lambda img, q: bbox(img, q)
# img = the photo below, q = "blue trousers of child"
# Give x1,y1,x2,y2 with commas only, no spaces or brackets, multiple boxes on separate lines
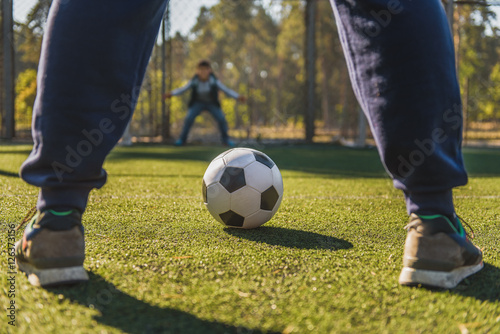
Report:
20,0,467,216
178,102,230,144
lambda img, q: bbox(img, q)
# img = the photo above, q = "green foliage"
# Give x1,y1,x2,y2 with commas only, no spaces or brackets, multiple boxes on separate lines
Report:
479,63,500,120
15,0,52,71
456,5,500,122
11,1,500,134
12,0,51,131
15,69,37,128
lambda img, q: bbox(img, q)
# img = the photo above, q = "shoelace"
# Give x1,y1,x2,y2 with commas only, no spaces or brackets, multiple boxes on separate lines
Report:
15,206,37,231
456,214,475,240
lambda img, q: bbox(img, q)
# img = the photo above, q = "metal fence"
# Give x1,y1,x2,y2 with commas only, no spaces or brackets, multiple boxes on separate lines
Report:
134,0,363,144
1,0,500,145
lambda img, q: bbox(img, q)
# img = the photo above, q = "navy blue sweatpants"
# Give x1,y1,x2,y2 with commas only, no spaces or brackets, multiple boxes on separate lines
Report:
21,0,467,216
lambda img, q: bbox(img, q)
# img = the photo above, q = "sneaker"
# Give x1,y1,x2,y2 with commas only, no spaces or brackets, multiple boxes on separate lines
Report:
174,139,184,146
15,209,88,287
224,139,235,148
399,213,483,289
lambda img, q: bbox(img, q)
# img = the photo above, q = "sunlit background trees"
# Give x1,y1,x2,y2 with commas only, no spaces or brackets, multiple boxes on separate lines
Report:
2,0,500,144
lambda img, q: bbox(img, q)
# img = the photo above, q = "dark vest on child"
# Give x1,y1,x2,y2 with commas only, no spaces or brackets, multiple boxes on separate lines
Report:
188,74,221,107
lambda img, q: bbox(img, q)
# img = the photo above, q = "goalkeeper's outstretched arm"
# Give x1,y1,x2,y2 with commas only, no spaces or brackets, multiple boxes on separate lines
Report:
163,80,192,99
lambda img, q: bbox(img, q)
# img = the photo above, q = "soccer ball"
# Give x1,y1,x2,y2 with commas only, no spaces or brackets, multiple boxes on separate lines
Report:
202,148,283,229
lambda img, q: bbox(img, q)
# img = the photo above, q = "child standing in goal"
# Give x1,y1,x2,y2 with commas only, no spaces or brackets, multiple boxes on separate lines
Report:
164,60,246,146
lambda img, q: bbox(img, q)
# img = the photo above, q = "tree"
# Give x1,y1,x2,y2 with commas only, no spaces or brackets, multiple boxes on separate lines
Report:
13,0,52,131
455,5,500,122
15,68,37,128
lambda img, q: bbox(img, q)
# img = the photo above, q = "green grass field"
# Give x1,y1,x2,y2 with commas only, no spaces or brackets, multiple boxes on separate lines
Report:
1,144,499,334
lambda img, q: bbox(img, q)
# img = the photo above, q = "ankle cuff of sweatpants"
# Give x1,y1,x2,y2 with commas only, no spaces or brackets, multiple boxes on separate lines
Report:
38,187,92,214
404,189,455,216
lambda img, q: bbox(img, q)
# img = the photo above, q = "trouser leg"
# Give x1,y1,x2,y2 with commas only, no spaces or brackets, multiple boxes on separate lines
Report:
329,0,467,215
207,104,230,143
178,103,204,143
20,0,169,213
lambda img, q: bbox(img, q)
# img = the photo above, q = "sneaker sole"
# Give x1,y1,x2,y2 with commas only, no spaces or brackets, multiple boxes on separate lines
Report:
399,261,484,289
16,259,89,287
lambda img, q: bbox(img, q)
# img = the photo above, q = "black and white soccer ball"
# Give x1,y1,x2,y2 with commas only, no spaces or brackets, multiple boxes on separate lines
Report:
202,148,283,229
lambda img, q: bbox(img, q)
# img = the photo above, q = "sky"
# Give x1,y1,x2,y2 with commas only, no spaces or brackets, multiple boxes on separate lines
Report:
12,0,500,36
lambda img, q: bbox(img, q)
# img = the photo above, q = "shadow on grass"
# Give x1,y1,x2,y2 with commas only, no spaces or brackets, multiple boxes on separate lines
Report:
0,169,19,178
109,173,201,178
406,263,500,303
48,272,276,334
463,148,500,177
107,145,220,163
451,263,500,302
4,144,500,180
225,226,353,250
106,145,388,179
0,143,488,180
107,145,500,178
